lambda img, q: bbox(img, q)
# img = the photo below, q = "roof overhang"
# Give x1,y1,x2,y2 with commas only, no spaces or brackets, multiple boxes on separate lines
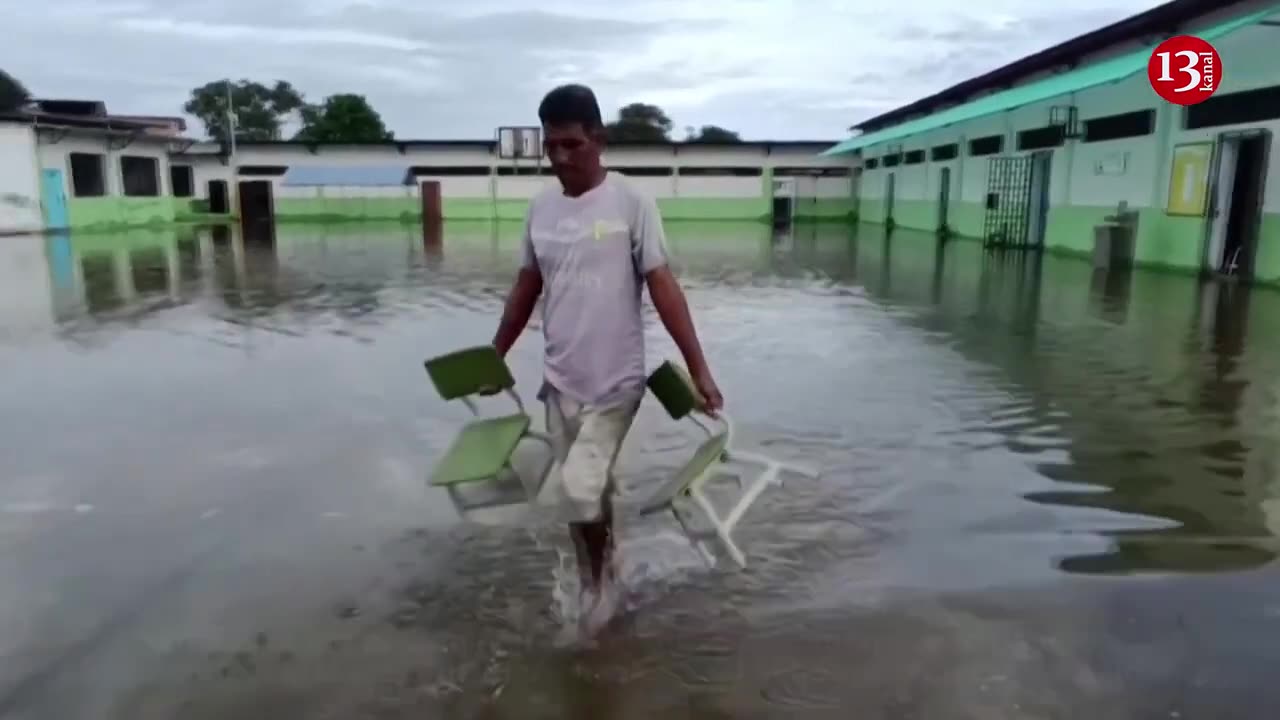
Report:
824,4,1278,157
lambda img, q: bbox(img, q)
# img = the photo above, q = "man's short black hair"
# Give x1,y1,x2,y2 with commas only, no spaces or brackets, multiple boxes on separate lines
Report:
537,84,604,131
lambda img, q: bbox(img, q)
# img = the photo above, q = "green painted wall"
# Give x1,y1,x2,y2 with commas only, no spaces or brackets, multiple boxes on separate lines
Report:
791,197,858,221
860,191,1280,285
274,197,419,223
68,197,175,230
270,195,852,223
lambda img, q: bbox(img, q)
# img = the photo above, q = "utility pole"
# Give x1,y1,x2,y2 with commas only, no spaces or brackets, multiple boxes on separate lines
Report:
224,79,237,156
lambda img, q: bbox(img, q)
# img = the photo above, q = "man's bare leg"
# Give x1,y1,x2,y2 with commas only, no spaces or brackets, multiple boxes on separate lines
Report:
570,493,615,591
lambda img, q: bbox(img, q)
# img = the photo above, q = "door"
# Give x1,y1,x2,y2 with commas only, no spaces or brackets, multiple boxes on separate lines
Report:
983,156,1034,247
208,180,229,214
772,177,794,228
1025,151,1053,247
1205,138,1238,273
937,167,952,234
237,180,275,229
41,169,69,230
1205,132,1269,278
884,173,896,225
420,180,443,223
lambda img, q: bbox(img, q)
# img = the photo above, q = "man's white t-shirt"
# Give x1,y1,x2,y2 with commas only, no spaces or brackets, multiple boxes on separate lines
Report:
520,171,670,407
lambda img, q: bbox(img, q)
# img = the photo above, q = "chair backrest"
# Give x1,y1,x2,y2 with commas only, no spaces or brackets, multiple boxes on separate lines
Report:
423,345,515,400
646,360,702,420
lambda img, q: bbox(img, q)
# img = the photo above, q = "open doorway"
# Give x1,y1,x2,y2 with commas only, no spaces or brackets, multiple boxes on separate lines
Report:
771,178,794,229
884,172,896,227
937,167,952,236
238,180,275,227
1205,131,1270,279
208,180,229,214
1025,151,1052,247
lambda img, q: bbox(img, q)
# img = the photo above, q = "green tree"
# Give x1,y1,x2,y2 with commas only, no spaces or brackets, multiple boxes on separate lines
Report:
686,124,742,143
605,103,672,143
183,79,305,142
294,93,393,143
0,69,30,113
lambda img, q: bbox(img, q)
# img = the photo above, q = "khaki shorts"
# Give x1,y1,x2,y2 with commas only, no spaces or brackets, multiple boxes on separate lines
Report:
545,389,642,524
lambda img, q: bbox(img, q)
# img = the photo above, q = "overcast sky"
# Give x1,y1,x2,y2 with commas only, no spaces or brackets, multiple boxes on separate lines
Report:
4,0,1166,141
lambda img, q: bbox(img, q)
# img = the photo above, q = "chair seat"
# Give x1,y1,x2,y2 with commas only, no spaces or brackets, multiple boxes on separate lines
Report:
639,431,729,516
430,413,531,487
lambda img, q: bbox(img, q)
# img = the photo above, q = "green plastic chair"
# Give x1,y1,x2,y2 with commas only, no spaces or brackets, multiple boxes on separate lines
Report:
423,346,554,517
638,361,819,568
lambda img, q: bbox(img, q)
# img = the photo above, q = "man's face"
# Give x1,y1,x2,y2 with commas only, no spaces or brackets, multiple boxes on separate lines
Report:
543,123,602,189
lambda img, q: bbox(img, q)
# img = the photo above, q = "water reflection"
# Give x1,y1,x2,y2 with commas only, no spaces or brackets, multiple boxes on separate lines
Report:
4,221,1280,718
11,222,1280,577
827,229,1280,575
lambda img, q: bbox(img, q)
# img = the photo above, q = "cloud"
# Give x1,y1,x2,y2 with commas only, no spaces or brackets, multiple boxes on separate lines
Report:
1,0,1168,140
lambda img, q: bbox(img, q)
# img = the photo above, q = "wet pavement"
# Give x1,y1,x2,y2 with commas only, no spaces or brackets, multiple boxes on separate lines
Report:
2,221,1279,719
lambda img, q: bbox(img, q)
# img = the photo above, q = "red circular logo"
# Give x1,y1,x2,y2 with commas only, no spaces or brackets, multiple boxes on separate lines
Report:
1148,35,1222,106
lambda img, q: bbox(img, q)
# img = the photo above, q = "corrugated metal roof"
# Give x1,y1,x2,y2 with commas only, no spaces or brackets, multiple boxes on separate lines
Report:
824,4,1278,156
281,165,411,186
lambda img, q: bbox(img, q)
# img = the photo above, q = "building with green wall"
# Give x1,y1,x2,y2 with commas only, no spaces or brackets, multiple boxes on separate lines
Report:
174,139,859,225
0,103,192,235
825,0,1280,285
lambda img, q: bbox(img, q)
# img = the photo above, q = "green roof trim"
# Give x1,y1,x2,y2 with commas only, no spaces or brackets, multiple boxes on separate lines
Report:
823,4,1280,156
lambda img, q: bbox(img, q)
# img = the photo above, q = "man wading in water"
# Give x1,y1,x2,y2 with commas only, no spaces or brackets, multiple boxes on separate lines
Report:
490,83,723,633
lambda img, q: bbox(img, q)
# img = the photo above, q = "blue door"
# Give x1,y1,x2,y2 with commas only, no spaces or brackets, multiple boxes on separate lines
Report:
41,168,69,230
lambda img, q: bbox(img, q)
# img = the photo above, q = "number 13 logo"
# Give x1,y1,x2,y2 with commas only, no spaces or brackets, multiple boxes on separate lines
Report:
1148,36,1222,106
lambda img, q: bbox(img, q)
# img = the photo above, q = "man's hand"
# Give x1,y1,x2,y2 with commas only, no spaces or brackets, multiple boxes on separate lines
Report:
476,384,502,397
692,367,723,416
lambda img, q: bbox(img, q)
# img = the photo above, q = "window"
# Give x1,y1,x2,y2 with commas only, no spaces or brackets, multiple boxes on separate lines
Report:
120,156,159,197
903,150,926,165
1186,85,1280,129
237,165,289,176
773,167,852,177
1016,126,1065,151
612,167,674,176
496,166,552,176
169,165,194,198
968,135,1004,156
864,158,880,169
931,143,959,161
409,166,492,176
882,153,902,167
677,167,763,176
69,153,106,197
1083,110,1156,143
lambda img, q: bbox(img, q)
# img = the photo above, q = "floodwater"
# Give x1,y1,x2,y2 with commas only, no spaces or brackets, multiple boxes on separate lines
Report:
2,220,1280,719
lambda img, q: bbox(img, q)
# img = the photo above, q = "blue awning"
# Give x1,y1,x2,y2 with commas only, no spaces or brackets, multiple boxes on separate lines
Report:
281,165,412,186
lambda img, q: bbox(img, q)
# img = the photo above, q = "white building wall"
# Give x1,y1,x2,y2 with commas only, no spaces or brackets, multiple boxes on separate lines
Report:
0,234,54,329
36,134,120,197
176,142,853,208
1165,19,1280,214
619,175,676,198
1064,73,1164,209
414,176,492,198
676,176,762,197
673,146,767,168
815,177,852,198
184,154,233,201
116,141,173,197
497,176,556,199
0,124,42,234
35,132,174,199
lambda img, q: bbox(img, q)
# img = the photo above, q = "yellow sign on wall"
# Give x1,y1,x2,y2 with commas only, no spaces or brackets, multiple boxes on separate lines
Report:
1166,142,1213,217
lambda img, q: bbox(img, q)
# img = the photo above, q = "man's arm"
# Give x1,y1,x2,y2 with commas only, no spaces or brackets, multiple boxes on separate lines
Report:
647,267,713,376
492,267,542,357
633,194,722,412
492,207,543,357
